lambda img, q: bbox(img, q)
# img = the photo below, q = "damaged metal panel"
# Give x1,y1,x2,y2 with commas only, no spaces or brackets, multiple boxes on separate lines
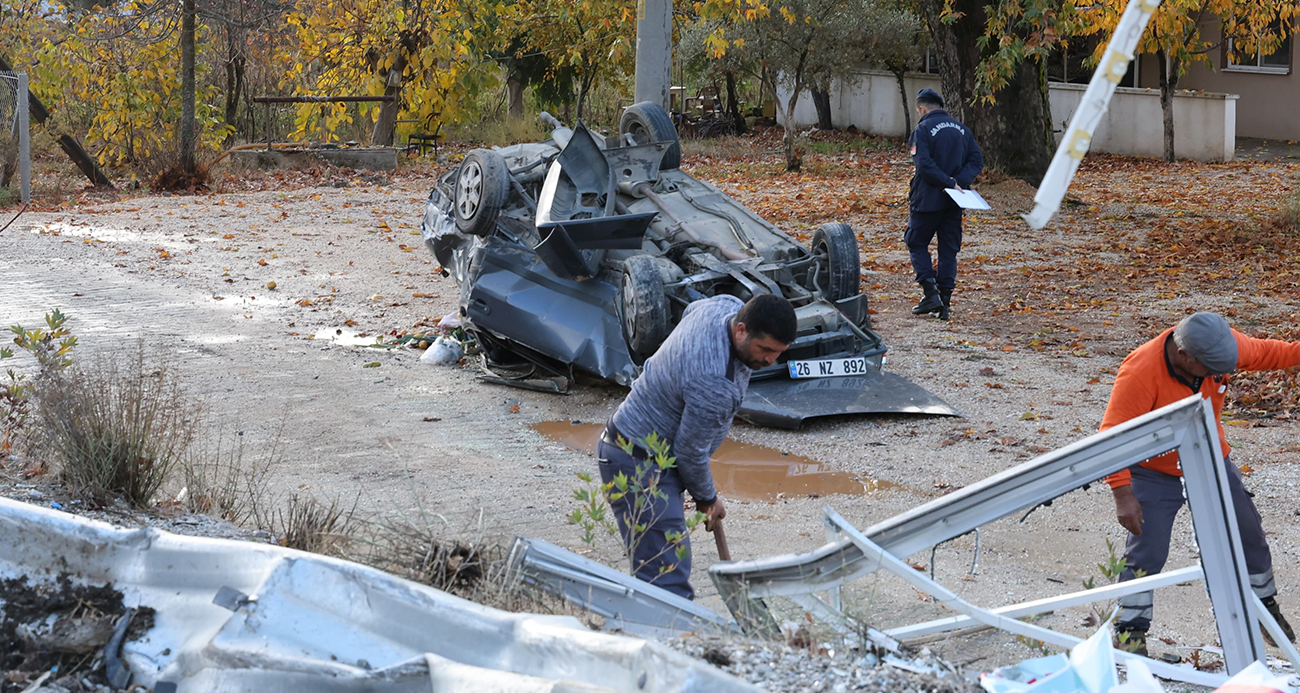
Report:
820,508,1230,689
711,395,1204,601
709,395,1274,680
507,538,740,637
739,371,959,429
0,499,757,692
468,241,640,385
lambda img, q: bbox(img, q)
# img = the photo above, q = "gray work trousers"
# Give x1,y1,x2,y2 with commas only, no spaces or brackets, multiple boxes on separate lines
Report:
596,436,694,600
1116,460,1275,632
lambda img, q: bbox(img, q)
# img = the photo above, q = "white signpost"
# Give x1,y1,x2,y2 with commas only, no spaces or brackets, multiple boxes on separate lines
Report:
1024,0,1163,229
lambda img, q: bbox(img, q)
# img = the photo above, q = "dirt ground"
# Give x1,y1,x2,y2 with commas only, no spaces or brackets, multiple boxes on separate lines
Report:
1,136,1298,682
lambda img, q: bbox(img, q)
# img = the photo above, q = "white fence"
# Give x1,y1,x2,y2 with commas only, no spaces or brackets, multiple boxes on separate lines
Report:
778,69,1238,162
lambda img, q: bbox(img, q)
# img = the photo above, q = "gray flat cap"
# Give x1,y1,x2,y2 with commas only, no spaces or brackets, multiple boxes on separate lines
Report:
1174,312,1238,374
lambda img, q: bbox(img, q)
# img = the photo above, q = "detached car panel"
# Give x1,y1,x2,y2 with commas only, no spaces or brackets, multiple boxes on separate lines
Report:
419,104,957,425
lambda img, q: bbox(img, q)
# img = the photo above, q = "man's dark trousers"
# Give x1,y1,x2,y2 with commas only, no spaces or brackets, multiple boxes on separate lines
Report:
906,207,963,291
1115,460,1275,633
596,437,694,600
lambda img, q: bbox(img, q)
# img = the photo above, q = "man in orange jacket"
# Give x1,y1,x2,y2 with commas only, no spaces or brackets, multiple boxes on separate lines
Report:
1101,312,1300,655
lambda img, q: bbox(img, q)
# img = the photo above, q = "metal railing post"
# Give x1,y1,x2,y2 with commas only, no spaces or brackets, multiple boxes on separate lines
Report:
17,72,29,204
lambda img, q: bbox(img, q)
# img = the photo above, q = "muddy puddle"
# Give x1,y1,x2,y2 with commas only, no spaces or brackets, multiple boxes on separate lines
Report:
532,421,901,500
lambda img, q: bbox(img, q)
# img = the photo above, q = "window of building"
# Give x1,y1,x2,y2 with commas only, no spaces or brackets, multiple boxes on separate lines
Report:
921,46,940,75
1225,22,1292,74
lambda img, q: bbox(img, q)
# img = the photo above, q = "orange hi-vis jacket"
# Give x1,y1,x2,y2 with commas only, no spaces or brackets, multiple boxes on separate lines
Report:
1102,327,1300,489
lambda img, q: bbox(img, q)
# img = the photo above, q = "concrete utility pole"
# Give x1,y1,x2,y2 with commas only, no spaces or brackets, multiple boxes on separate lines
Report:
634,0,672,110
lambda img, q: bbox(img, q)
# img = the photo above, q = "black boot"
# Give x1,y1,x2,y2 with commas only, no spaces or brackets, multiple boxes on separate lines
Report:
1114,628,1148,657
1262,596,1296,645
938,288,952,321
912,278,943,315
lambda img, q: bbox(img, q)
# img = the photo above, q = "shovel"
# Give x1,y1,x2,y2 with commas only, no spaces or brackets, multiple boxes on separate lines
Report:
707,517,731,561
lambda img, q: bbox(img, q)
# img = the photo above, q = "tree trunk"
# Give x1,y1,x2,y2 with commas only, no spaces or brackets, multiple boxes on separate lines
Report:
811,88,833,130
1157,49,1179,162
371,54,407,146
780,86,802,171
761,63,776,117
724,70,747,134
576,73,590,121
180,0,197,174
507,74,525,120
891,67,911,135
224,52,245,144
915,0,1053,182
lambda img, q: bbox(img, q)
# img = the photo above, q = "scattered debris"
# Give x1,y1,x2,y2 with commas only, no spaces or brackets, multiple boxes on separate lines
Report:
419,336,463,366
0,573,153,692
667,635,974,693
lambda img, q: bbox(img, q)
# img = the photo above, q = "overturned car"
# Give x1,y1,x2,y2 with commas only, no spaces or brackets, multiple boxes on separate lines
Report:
420,103,955,427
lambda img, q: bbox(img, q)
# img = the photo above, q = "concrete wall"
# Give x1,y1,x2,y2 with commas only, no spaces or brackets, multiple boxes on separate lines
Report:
1050,83,1236,161
1137,20,1299,141
778,69,1238,161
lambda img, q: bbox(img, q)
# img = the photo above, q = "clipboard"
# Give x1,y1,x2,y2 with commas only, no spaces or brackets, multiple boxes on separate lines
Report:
945,188,991,210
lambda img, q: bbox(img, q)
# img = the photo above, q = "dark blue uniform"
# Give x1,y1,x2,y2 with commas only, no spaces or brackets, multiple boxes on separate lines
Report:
906,109,983,292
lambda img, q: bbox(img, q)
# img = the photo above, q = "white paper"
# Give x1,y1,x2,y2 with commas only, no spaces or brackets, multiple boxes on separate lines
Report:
945,188,991,210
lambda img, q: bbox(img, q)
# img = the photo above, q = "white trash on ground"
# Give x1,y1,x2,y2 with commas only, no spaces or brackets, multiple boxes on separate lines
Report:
1212,661,1291,693
0,497,757,692
420,335,463,365
980,625,1118,693
980,623,1297,693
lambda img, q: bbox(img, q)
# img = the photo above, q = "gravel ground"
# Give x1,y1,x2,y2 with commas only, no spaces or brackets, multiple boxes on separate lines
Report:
1,145,1297,687
665,635,978,692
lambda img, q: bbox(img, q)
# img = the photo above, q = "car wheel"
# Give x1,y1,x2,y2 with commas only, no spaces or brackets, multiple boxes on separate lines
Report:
810,222,861,301
622,255,671,357
619,102,681,170
454,149,510,237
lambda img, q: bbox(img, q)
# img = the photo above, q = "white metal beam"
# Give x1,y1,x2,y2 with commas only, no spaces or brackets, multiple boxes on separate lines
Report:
824,508,1228,689
712,396,1205,598
1177,397,1265,673
884,565,1204,640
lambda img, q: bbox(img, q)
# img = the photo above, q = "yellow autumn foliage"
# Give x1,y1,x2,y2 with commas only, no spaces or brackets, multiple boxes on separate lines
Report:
9,2,232,169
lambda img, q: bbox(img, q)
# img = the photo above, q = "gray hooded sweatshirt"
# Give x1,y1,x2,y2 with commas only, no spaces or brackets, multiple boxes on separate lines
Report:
609,295,751,503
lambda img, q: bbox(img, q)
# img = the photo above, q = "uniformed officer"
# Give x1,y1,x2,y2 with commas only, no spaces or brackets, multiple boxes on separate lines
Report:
907,88,983,321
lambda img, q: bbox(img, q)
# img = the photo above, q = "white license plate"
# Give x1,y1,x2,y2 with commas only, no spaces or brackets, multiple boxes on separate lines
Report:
787,356,869,379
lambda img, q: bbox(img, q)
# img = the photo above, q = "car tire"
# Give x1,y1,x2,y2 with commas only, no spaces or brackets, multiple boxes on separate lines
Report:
811,222,861,301
622,255,671,357
619,102,681,170
454,149,510,237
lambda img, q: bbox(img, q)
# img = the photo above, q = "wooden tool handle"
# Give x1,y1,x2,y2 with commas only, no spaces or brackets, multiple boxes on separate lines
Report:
710,518,731,561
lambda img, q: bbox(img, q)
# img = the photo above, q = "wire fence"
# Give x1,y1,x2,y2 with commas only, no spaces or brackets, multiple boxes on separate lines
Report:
0,72,18,138
0,70,31,204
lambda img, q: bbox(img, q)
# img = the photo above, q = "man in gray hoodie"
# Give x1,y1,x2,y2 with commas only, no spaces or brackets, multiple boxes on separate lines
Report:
599,293,797,599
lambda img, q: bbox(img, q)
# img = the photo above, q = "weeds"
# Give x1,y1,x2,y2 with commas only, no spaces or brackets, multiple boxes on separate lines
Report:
1,310,77,457
446,117,548,148
37,345,197,508
349,506,560,615
179,424,280,526
1269,190,1300,233
1080,537,1145,628
569,431,706,587
273,492,359,555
